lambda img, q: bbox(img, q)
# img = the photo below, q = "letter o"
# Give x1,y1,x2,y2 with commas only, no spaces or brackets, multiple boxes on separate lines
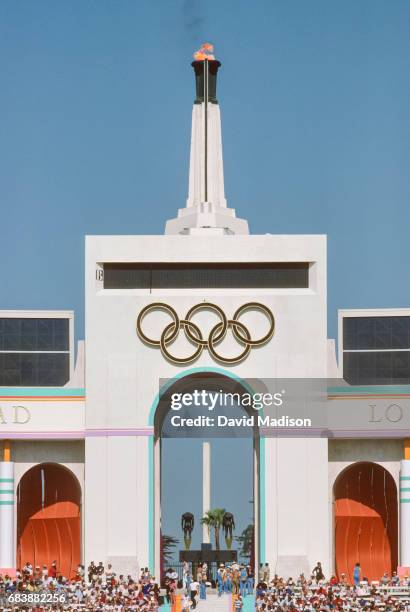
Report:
386,404,403,423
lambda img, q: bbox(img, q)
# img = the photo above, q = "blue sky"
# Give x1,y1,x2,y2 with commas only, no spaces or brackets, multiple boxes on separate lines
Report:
1,0,409,343
162,437,253,562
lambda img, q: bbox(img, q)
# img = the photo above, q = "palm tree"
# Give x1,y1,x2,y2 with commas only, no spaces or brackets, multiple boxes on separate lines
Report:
200,508,226,551
235,524,254,559
161,534,179,564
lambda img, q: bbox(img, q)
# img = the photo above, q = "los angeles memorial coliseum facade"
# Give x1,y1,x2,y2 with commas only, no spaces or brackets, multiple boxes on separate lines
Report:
1,56,410,583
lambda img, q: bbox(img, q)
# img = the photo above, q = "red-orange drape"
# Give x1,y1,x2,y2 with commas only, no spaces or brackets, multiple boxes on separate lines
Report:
17,464,81,579
334,462,397,582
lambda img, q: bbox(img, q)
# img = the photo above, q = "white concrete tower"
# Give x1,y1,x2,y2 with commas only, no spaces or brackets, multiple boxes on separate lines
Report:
165,58,249,235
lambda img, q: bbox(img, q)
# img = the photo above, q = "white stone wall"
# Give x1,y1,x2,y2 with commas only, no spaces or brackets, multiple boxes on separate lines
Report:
85,232,328,576
84,436,149,575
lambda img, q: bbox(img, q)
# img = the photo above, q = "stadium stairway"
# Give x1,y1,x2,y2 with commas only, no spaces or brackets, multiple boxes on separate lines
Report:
159,593,255,611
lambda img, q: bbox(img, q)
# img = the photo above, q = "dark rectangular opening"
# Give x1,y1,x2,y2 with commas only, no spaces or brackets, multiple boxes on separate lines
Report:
103,262,309,289
343,351,410,385
0,318,69,351
343,316,410,350
0,353,70,386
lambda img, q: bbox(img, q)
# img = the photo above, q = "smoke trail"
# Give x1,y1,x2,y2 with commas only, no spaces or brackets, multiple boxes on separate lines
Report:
182,0,205,42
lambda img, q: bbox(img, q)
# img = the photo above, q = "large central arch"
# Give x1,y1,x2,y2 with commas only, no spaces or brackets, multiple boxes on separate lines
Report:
151,370,261,580
334,461,398,582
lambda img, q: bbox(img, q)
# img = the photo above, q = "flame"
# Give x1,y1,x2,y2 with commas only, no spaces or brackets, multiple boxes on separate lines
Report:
193,42,215,61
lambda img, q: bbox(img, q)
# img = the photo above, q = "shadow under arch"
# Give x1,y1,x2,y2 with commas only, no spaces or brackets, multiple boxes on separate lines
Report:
333,461,398,582
149,368,262,580
17,463,81,579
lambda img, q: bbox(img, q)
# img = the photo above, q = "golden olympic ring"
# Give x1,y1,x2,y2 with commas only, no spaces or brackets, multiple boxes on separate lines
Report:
136,301,275,365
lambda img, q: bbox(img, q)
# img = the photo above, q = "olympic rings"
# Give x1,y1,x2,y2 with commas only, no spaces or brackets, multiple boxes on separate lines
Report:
232,302,275,346
208,319,252,364
185,302,227,346
136,302,275,365
136,303,179,346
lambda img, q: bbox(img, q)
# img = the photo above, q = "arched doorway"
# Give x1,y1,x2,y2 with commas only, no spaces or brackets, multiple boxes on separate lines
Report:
334,462,398,582
153,372,260,582
17,463,81,579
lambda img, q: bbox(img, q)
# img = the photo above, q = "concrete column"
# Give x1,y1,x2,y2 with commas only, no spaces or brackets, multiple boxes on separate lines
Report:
0,447,14,569
254,441,260,570
400,441,410,568
154,439,161,578
202,441,211,544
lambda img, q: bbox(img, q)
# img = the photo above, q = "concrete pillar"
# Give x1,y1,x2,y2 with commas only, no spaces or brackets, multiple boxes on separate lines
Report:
154,438,161,578
202,441,211,544
254,441,260,570
0,444,14,569
400,440,410,568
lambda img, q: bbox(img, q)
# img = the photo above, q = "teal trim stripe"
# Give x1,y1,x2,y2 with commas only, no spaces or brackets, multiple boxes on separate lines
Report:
0,478,13,483
400,499,410,503
400,476,410,480
0,500,14,505
0,388,85,397
400,488,410,492
0,490,14,494
328,385,410,395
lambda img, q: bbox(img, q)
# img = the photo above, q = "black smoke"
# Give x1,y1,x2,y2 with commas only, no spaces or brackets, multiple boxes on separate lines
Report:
182,0,205,42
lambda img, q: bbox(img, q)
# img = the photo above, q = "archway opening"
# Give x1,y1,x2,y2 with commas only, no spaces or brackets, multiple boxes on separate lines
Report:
17,463,81,579
154,372,259,583
334,461,398,582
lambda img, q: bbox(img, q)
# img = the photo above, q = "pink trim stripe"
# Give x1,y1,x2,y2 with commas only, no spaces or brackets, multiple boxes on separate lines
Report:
0,428,154,439
0,397,85,400
0,431,85,439
86,428,154,437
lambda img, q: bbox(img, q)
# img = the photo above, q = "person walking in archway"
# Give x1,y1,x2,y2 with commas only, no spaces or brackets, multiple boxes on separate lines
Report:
231,566,239,595
199,564,207,600
182,561,191,593
312,561,324,583
49,561,57,580
239,565,248,597
246,565,254,595
189,577,199,609
217,564,224,597
353,562,361,586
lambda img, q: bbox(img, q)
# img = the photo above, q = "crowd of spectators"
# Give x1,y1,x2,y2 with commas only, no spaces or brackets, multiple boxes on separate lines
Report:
0,562,161,611
255,567,410,611
2,561,410,610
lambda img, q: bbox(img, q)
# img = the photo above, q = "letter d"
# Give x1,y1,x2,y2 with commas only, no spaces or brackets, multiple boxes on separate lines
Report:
13,405,31,425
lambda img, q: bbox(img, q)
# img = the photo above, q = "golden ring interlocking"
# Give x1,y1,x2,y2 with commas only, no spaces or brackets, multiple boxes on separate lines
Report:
136,302,275,365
